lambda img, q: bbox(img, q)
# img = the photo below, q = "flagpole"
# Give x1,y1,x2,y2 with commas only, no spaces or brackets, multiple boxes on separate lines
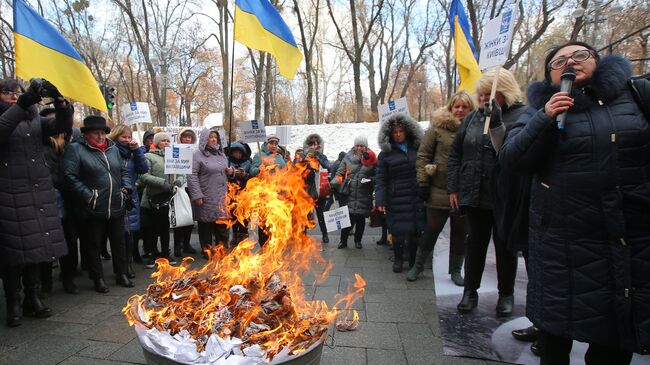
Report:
228,7,236,147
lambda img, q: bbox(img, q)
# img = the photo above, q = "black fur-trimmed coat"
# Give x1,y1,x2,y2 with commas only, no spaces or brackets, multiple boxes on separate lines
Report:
375,113,425,236
500,55,650,353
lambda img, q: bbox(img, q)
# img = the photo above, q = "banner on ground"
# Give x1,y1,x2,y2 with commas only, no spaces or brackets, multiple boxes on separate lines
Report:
324,206,351,232
164,144,194,174
240,119,267,143
478,4,519,70
120,102,152,126
378,97,410,124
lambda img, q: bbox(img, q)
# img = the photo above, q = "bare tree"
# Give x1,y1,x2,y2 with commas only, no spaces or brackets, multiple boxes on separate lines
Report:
293,0,320,124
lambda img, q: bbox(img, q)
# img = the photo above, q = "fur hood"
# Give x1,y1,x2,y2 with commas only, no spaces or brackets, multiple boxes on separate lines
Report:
302,133,325,154
176,127,197,144
378,113,424,153
430,108,461,132
527,55,632,111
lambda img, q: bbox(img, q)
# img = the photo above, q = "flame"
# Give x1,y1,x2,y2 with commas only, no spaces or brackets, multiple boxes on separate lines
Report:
123,162,365,359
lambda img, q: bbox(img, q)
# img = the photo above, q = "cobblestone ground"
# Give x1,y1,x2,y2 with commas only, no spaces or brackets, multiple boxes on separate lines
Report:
0,226,503,365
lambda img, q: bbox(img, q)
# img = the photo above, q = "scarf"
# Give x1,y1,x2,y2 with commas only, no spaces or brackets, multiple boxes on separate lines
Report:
86,135,108,152
115,141,132,159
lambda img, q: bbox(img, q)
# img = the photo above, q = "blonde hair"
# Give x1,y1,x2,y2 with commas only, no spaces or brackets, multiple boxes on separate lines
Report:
49,133,66,154
446,91,476,113
107,124,133,141
475,67,522,107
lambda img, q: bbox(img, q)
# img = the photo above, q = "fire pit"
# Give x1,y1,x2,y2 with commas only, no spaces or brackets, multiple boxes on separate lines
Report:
124,163,364,364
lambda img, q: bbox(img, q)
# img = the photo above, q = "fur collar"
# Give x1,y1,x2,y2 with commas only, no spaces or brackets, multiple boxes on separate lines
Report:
378,112,424,153
430,108,461,132
527,55,632,111
302,133,325,154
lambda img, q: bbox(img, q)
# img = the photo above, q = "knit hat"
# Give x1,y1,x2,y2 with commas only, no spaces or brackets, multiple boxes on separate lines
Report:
153,132,171,147
267,133,280,143
354,135,368,147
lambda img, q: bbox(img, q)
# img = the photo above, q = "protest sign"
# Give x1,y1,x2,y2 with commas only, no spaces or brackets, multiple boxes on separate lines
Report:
164,144,193,174
240,119,267,143
478,4,519,70
275,126,291,145
324,206,351,232
120,102,152,126
378,97,410,123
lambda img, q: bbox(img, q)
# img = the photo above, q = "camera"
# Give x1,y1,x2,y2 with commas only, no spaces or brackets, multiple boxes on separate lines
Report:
29,78,62,100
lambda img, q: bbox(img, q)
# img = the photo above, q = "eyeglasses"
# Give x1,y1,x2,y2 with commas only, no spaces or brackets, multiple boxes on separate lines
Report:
548,49,594,70
1,91,22,98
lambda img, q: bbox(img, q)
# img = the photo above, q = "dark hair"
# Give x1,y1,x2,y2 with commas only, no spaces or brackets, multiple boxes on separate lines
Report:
0,79,25,93
544,41,600,82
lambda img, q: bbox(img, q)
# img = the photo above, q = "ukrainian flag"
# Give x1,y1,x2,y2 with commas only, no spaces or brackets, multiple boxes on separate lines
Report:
449,0,482,93
234,0,303,80
13,0,106,112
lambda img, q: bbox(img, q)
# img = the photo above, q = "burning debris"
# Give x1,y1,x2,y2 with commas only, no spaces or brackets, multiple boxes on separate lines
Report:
124,163,365,364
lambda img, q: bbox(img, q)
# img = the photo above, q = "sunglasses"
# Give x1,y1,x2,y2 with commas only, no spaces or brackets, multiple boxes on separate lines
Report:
548,49,595,70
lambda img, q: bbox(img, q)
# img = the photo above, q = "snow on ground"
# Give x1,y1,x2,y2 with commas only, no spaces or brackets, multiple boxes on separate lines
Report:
265,121,430,161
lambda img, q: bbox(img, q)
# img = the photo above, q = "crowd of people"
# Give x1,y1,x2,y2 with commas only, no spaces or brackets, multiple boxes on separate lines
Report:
0,40,648,364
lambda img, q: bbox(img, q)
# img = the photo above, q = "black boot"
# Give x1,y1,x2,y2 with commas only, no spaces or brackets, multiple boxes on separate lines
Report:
407,240,418,269
457,290,478,314
116,274,135,288
448,254,465,287
39,261,53,299
22,265,51,318
183,243,197,254
322,232,329,244
62,275,80,294
512,325,538,342
392,239,404,273
126,257,136,279
496,294,514,317
125,234,136,279
93,278,109,293
3,267,23,327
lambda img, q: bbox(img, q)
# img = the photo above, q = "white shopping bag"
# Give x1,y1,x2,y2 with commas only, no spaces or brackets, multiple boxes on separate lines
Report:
323,205,351,232
169,183,194,228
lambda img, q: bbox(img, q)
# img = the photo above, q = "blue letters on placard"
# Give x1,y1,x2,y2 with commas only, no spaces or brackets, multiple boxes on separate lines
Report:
251,120,259,129
500,9,512,34
173,147,179,158
130,101,137,111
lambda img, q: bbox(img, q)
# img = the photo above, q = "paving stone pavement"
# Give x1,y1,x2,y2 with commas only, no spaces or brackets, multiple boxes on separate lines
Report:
0,227,504,365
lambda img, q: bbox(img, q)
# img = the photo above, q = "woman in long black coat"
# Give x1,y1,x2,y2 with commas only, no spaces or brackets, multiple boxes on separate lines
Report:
375,113,425,273
500,41,650,364
447,68,526,318
0,78,73,327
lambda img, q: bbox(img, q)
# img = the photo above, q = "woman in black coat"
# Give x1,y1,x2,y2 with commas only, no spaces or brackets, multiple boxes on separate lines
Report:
375,113,425,273
62,116,134,293
0,78,73,327
447,68,525,317
499,41,650,364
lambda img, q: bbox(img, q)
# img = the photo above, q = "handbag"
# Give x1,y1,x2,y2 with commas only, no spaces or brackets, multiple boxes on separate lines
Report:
368,207,385,228
169,183,194,228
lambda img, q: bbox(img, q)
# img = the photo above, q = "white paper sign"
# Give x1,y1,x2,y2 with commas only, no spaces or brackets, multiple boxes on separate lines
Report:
275,126,291,145
478,4,519,70
120,102,153,126
378,97,410,124
323,206,351,232
164,144,193,174
239,120,267,143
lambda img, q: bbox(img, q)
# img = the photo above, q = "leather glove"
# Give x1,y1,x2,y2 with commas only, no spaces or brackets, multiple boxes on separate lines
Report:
419,186,430,202
39,79,63,99
17,79,42,109
362,151,370,160
489,99,503,128
172,179,183,188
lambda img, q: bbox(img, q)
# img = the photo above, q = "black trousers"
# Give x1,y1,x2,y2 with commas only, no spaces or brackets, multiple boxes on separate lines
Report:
197,221,228,249
59,216,80,278
420,208,466,256
314,197,328,235
538,330,633,365
78,216,127,280
141,207,170,256
173,225,193,251
231,220,248,246
340,214,366,244
463,207,517,295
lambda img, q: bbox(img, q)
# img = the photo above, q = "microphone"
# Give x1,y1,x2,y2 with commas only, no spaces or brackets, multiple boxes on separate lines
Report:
556,67,576,130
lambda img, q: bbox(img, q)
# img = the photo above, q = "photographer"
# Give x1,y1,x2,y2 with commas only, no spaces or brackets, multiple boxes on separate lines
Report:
107,125,148,279
0,78,73,327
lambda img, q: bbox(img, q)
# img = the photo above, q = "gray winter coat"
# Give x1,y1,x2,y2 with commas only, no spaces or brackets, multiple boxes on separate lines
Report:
187,127,229,223
0,102,73,268
500,56,650,353
331,149,375,216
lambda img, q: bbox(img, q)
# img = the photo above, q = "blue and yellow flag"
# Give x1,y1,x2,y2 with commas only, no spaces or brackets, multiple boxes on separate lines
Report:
13,0,106,112
234,0,303,80
449,0,482,93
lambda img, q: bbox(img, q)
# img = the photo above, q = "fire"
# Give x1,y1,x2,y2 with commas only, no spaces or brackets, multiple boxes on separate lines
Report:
123,162,365,360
